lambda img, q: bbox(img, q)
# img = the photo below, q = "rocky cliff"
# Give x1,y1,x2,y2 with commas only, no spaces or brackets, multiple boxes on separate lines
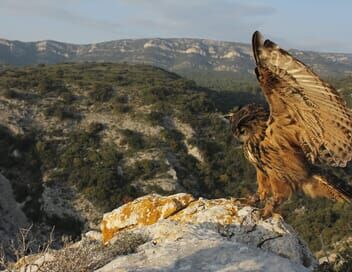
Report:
14,194,317,272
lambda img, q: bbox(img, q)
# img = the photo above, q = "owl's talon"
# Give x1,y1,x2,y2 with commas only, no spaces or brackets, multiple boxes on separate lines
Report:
234,194,260,206
245,193,260,206
260,207,273,219
260,198,281,219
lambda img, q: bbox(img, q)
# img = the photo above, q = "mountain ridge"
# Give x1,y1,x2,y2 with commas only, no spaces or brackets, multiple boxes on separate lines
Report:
2,37,352,78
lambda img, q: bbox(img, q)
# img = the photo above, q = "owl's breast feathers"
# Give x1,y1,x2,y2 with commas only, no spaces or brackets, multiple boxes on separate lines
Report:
244,124,310,185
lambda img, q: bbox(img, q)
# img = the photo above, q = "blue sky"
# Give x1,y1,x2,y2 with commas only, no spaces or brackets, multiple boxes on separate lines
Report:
1,0,351,53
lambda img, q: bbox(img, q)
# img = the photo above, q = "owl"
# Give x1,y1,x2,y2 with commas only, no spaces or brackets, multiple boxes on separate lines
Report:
227,31,352,217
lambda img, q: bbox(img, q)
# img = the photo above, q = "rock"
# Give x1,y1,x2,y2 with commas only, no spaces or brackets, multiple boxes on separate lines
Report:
85,230,102,241
100,194,317,271
101,193,195,243
97,223,311,272
12,193,316,272
0,173,28,246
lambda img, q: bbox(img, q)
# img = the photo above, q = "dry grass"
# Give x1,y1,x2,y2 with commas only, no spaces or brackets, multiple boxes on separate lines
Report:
0,227,148,272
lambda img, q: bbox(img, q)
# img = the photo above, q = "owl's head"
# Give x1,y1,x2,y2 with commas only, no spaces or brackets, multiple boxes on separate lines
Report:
225,104,268,143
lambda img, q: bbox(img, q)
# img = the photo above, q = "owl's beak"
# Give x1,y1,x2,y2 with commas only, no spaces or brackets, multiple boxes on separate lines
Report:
223,113,233,125
223,113,233,120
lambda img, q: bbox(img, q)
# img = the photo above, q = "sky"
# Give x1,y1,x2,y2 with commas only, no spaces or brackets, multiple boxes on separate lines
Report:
1,0,351,53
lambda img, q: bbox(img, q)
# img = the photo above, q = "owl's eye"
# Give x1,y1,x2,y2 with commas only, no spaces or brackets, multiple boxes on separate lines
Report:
240,128,245,134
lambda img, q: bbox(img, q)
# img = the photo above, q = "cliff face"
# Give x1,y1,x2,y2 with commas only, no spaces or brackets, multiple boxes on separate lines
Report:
16,194,317,272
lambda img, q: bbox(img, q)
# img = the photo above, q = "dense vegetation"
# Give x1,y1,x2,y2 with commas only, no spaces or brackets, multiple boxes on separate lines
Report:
0,63,351,263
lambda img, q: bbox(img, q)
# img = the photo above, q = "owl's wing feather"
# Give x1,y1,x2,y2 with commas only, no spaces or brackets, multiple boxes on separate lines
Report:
252,31,352,167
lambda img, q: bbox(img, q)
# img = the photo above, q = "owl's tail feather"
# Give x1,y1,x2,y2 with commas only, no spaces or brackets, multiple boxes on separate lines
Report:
303,175,352,204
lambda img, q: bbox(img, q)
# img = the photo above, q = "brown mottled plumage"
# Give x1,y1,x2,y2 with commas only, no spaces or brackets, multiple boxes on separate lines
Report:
228,31,352,216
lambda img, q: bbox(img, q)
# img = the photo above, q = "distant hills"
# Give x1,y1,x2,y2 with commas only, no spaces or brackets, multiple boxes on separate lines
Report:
1,37,352,79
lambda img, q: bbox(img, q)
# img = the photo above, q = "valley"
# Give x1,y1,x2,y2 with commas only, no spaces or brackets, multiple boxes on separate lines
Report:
0,61,351,271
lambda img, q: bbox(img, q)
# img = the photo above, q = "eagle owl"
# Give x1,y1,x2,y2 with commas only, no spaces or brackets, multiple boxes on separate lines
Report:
227,31,352,216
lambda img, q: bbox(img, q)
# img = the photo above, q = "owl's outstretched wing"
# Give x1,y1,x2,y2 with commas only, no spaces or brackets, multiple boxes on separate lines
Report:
252,31,352,167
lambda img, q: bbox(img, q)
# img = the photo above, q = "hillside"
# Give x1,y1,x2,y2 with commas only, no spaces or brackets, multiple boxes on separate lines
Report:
1,37,352,83
0,63,351,271
0,63,256,233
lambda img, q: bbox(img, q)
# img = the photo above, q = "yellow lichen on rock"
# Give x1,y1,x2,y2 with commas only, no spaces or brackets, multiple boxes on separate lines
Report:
101,193,195,243
101,194,243,244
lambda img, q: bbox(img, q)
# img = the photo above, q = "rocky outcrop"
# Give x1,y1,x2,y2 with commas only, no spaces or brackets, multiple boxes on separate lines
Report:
101,193,195,243
99,193,317,271
13,193,317,272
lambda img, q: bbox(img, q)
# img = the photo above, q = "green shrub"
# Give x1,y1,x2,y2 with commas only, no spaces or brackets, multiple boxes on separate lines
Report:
89,83,113,102
120,129,145,150
37,79,52,94
1,89,21,99
113,103,131,113
37,78,67,95
60,91,75,103
141,86,173,104
87,122,105,135
111,95,131,113
147,111,164,126
57,129,137,211
44,104,79,121
113,95,128,104
46,214,83,238
126,159,167,180
161,129,185,152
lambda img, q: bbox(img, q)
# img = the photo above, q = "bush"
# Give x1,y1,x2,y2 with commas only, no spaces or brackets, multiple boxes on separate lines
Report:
141,86,173,104
126,159,167,180
1,89,20,99
113,103,131,113
37,78,53,94
87,122,105,134
60,92,75,103
147,111,164,126
57,129,136,211
113,95,128,104
161,129,185,152
44,106,78,120
120,129,145,150
89,83,113,102
37,78,67,95
46,214,83,238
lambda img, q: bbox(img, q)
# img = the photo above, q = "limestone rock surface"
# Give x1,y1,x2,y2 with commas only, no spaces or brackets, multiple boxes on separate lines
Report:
99,193,317,271
12,193,317,272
